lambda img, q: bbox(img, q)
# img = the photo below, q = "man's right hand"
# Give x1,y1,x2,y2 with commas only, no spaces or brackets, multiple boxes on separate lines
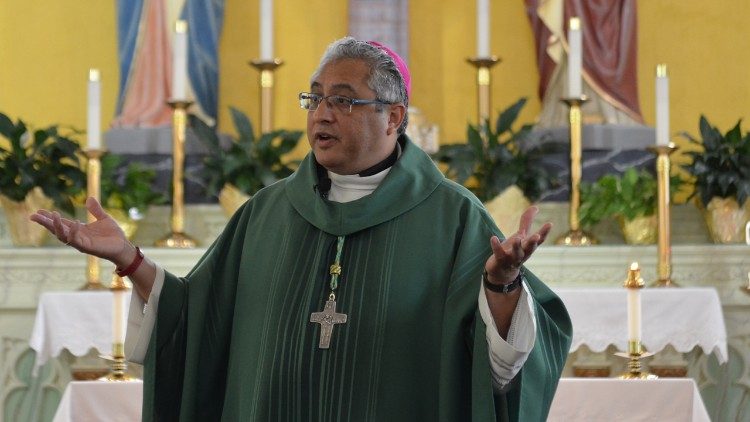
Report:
29,196,134,268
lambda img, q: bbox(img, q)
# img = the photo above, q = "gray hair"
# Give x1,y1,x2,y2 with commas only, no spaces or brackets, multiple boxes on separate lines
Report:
311,37,409,134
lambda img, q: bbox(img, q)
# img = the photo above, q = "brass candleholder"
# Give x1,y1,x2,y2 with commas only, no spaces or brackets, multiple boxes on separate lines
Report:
466,57,501,126
616,340,658,379
100,274,136,381
156,100,197,248
79,149,107,290
616,265,657,379
648,143,679,287
555,96,597,246
249,59,283,134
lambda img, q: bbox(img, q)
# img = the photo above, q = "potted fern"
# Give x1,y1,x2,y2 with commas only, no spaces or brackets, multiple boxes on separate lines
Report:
190,107,303,216
681,116,750,243
579,168,683,244
0,112,86,245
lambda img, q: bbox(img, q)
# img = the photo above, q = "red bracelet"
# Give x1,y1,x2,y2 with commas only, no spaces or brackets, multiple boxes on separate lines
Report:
115,246,144,277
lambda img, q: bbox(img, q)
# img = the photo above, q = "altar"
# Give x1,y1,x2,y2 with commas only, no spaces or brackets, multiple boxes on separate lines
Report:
1,203,749,421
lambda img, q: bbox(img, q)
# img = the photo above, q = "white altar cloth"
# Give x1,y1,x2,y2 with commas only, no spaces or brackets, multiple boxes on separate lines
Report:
29,291,130,371
52,380,142,422
549,378,710,421
555,287,727,362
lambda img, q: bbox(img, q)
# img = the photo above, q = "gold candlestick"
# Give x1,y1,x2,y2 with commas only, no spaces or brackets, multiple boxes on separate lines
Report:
466,57,501,126
616,264,657,379
249,59,283,134
556,96,597,246
648,143,679,287
79,149,107,290
100,274,136,381
156,100,198,248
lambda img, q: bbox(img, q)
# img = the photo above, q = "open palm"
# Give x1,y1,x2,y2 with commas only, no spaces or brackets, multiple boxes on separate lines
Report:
30,197,130,262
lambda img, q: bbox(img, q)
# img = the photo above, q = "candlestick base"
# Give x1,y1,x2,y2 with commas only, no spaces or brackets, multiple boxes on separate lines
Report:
652,277,680,288
98,354,136,382
555,229,598,246
741,283,750,296
155,231,197,248
78,282,108,291
615,350,658,379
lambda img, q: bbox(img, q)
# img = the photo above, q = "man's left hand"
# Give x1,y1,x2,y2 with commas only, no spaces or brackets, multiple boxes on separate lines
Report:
484,206,552,286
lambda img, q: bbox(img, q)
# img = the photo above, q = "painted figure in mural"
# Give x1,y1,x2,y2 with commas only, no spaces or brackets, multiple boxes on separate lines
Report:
525,0,642,127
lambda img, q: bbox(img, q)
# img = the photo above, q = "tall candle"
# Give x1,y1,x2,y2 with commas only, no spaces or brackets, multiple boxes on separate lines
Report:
567,17,582,98
87,69,101,150
625,262,642,343
260,0,274,61
476,0,490,57
112,290,127,344
655,64,670,146
172,20,188,100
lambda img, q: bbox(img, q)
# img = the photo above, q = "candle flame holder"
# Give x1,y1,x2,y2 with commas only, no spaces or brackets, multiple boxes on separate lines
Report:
466,56,501,127
79,149,107,290
99,274,136,381
648,143,679,287
156,100,198,248
555,96,597,246
249,59,283,134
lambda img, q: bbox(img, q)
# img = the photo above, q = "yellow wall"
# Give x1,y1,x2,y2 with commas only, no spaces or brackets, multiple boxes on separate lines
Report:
2,0,749,163
0,1,118,142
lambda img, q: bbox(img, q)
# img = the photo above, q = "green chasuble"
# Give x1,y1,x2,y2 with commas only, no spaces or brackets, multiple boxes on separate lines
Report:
142,137,572,421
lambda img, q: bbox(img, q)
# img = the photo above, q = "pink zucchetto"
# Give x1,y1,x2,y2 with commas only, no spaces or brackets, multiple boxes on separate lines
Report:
367,41,411,99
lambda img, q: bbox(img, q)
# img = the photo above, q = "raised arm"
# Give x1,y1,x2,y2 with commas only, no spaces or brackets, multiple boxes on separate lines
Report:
483,206,552,338
30,196,157,301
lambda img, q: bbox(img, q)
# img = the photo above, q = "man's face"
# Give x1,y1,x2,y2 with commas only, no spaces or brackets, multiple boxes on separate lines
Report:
307,59,403,175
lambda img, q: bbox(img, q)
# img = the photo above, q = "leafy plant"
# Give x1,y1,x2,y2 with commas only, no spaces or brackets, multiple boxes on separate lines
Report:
100,153,166,218
190,107,303,197
680,115,750,207
579,168,683,228
0,112,86,215
432,98,556,202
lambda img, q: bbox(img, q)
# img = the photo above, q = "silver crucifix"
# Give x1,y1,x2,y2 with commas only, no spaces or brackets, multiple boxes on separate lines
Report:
310,297,347,349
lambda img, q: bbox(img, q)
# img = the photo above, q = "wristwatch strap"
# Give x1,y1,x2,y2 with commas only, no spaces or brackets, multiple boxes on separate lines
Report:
483,268,524,294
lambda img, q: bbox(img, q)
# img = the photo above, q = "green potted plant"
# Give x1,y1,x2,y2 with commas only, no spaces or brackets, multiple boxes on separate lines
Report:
433,97,555,203
100,153,167,239
680,116,750,243
579,168,683,244
0,112,86,245
190,106,303,216
432,98,556,232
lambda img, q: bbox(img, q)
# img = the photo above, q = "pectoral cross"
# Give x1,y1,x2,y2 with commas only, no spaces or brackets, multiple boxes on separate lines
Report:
310,297,347,349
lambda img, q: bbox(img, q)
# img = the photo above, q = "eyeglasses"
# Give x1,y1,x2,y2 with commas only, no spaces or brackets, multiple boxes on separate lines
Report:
299,92,393,114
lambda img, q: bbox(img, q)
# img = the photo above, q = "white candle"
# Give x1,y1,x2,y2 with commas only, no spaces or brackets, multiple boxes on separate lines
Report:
567,17,582,98
87,69,101,150
172,20,188,100
476,0,490,57
626,262,642,343
655,64,670,146
260,0,274,61
112,290,127,344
